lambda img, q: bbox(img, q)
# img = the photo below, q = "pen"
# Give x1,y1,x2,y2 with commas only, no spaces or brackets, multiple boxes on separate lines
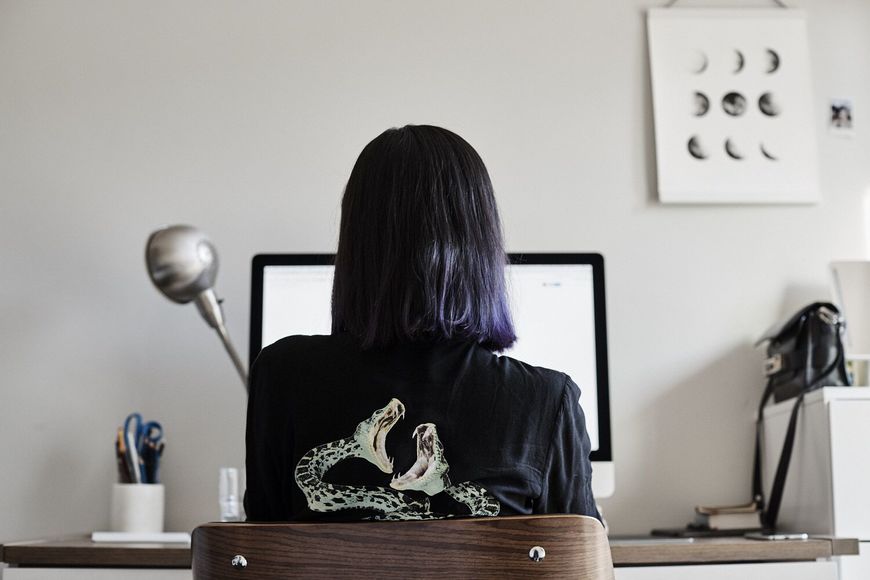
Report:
125,430,142,484
142,441,157,484
153,441,165,484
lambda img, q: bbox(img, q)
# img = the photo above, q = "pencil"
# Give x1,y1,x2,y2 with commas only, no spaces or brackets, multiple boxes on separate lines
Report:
116,428,131,483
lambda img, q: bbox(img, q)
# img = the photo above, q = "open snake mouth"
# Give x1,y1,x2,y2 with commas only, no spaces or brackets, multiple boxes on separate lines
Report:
369,399,405,473
390,424,439,490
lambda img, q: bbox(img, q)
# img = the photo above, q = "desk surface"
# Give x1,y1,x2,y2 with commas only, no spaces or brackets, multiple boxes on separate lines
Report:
1,535,858,568
0,537,191,568
608,535,859,566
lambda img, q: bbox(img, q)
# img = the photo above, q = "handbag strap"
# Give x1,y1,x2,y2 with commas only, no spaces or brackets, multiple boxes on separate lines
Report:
762,392,805,529
752,339,843,530
752,380,776,509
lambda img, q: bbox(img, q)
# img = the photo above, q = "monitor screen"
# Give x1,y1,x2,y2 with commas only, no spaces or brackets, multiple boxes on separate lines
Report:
261,264,334,347
250,254,611,464
501,263,599,451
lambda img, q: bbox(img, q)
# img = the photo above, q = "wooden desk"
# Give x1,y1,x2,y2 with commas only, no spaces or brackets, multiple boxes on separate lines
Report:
0,537,189,580
609,536,858,580
0,537,190,568
609,535,859,565
1,534,860,579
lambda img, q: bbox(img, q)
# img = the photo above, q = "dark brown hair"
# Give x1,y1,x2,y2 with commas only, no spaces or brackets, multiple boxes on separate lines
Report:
331,125,515,351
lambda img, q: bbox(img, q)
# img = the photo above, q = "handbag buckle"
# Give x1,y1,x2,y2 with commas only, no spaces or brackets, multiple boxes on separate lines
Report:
817,306,840,326
764,354,784,376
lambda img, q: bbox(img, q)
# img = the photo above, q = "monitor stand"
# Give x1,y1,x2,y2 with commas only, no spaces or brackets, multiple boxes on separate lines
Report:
592,461,615,498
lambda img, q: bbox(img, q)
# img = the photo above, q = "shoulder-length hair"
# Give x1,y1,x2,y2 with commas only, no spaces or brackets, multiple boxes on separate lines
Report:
331,125,516,351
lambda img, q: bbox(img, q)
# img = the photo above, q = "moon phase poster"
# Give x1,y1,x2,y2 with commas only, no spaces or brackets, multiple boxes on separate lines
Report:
647,9,818,204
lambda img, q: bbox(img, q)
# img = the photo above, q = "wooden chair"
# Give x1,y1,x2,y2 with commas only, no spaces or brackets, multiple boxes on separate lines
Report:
192,514,613,579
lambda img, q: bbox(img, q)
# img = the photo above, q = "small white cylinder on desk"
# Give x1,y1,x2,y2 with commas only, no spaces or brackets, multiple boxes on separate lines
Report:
110,483,165,533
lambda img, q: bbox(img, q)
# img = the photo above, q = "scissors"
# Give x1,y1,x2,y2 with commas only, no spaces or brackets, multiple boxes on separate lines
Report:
123,413,163,483
124,413,163,450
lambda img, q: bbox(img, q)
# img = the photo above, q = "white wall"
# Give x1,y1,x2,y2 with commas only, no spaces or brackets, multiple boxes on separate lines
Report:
1,0,869,540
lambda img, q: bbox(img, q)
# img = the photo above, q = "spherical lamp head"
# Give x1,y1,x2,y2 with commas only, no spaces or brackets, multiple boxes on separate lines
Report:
145,224,219,304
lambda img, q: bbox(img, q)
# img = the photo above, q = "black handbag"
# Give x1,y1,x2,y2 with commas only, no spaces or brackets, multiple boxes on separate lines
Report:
752,302,850,530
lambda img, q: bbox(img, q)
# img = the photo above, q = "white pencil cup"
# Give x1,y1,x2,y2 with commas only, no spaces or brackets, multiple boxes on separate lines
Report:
110,483,165,532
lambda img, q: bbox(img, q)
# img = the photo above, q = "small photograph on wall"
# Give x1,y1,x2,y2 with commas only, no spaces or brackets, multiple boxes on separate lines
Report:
830,98,854,136
647,9,819,204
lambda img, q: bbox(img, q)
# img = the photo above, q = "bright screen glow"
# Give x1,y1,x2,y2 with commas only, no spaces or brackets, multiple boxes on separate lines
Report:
260,263,599,451
261,265,334,346
502,264,598,450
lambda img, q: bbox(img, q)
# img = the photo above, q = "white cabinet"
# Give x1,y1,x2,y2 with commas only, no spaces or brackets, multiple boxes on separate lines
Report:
762,387,870,579
838,542,870,580
615,561,837,580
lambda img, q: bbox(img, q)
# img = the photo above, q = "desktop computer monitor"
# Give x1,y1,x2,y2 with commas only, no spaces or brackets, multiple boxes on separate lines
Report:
249,253,614,498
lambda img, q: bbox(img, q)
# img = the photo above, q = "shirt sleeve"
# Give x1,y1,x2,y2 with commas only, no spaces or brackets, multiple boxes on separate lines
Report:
535,376,600,520
244,347,293,521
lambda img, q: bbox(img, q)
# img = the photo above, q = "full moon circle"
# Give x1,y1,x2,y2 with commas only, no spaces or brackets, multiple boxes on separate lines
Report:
722,92,747,116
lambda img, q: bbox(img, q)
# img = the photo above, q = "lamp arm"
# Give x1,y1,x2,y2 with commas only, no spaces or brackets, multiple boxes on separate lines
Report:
195,290,249,390
216,324,249,390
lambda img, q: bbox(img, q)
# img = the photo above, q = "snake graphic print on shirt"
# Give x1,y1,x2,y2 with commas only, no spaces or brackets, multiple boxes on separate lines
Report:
293,398,500,519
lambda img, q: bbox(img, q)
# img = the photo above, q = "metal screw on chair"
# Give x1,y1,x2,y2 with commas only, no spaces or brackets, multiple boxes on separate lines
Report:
231,555,248,570
528,546,546,562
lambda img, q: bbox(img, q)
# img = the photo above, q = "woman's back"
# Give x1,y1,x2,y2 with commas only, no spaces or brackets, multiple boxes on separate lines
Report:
244,334,597,521
245,125,598,523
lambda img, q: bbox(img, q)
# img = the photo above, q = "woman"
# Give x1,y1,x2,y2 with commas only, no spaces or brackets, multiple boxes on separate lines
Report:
245,125,598,521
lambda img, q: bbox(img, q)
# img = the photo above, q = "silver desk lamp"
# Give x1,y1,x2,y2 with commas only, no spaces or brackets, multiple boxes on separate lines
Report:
146,224,248,390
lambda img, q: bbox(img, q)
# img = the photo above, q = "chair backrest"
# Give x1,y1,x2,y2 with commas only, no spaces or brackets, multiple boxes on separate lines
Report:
192,514,613,579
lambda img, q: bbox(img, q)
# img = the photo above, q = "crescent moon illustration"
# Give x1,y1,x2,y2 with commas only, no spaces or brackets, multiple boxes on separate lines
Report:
688,136,708,160
690,50,709,74
765,48,780,73
759,92,781,117
760,143,778,161
734,50,745,73
725,139,743,160
693,92,710,117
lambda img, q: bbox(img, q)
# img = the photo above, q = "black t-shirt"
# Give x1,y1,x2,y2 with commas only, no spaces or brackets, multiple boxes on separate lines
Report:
244,334,599,521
